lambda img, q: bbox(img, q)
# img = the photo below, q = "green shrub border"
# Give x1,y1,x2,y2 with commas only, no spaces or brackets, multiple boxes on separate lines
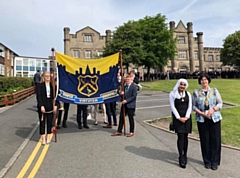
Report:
0,77,34,94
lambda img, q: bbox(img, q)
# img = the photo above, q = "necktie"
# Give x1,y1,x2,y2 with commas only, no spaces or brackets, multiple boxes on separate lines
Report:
125,85,129,92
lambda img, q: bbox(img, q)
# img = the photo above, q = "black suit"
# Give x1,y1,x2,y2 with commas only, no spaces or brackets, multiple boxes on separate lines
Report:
117,83,137,133
37,82,56,135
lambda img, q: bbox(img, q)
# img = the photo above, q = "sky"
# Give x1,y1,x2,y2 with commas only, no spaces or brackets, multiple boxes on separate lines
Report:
0,0,240,58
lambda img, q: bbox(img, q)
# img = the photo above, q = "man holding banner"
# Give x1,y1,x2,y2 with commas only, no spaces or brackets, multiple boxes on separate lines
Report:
112,74,137,137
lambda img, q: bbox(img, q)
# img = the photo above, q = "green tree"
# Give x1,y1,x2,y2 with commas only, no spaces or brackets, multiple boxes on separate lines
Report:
220,30,240,67
103,13,176,80
136,14,176,80
103,20,141,69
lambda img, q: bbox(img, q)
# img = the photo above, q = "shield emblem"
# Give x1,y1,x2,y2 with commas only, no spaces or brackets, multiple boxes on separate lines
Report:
77,75,98,97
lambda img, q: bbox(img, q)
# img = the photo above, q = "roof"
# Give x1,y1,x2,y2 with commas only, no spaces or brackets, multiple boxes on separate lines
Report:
75,26,101,35
15,55,50,60
0,42,19,56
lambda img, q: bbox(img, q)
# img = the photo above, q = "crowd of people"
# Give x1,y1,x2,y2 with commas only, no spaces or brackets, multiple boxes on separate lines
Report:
139,70,240,81
34,68,223,171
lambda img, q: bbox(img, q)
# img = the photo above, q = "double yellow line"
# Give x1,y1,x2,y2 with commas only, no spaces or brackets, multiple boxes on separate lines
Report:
16,134,53,178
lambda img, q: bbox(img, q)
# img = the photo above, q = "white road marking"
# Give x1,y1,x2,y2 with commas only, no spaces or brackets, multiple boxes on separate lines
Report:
136,105,170,110
138,94,168,98
137,98,168,102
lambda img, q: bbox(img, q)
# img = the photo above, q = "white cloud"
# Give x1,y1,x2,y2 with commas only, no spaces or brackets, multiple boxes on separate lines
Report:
179,0,198,13
0,0,240,57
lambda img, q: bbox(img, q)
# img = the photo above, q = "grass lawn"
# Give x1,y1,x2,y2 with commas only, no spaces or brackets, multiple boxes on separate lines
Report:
142,79,240,148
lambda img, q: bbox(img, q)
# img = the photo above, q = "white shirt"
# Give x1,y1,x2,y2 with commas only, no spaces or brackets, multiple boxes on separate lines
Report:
46,85,50,98
169,91,192,119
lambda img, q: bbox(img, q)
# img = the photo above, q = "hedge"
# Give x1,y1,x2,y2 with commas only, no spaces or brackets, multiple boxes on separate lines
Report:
0,77,34,94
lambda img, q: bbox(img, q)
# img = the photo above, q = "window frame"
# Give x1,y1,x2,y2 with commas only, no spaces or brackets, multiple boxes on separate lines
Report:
73,50,80,58
178,36,185,44
85,50,92,59
0,64,5,75
0,48,4,57
7,50,10,60
97,51,103,57
178,51,187,59
194,51,198,60
208,55,213,61
84,35,93,42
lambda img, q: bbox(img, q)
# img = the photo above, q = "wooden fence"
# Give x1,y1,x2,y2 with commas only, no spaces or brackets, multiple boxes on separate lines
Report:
0,86,35,107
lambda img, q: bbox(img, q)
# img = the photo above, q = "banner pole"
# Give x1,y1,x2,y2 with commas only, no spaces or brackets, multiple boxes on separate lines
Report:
119,50,126,136
51,48,57,142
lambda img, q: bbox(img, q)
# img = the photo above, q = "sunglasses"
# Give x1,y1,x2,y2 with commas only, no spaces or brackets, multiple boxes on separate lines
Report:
180,83,186,86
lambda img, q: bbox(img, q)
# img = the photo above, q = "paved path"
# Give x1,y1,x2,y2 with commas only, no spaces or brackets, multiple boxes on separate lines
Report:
0,92,240,178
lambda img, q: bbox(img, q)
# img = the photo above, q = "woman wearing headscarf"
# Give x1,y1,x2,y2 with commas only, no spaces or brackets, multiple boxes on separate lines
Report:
192,74,222,170
169,78,192,169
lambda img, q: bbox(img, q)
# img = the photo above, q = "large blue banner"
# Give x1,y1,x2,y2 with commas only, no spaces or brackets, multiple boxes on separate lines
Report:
56,52,121,105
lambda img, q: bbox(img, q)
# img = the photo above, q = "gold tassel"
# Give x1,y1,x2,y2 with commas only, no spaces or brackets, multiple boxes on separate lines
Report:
41,114,44,121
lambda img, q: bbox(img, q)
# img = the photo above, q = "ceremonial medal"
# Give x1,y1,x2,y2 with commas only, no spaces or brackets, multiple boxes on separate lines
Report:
204,99,209,107
198,88,214,107
181,98,184,102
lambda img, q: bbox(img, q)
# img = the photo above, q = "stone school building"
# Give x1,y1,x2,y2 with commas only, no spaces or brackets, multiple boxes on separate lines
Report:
63,21,235,74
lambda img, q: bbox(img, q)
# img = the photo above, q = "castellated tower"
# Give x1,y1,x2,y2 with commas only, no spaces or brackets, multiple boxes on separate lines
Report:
187,22,194,72
105,30,112,44
197,32,204,72
166,20,217,73
169,21,176,71
63,27,70,55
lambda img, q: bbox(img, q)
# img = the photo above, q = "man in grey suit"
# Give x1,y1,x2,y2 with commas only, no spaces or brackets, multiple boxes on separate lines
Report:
112,74,137,137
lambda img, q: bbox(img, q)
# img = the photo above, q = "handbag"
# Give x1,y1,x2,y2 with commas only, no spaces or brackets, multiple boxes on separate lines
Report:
169,121,175,131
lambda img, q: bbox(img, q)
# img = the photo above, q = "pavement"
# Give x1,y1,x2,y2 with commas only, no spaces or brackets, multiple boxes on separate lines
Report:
0,91,240,178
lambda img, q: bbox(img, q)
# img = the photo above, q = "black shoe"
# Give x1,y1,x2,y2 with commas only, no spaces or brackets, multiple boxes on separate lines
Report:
211,165,218,170
205,164,211,169
83,125,89,129
78,125,82,129
56,125,60,129
179,156,186,169
62,121,67,128
183,155,187,165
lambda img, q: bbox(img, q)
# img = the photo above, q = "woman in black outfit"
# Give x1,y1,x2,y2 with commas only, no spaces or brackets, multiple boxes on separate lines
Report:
37,71,57,145
169,78,192,168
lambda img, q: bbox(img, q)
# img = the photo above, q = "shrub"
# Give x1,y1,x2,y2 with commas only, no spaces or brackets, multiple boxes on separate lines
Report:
0,77,33,93
7,86,25,94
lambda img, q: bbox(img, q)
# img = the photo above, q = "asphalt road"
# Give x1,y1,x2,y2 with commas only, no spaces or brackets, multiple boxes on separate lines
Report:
1,91,240,178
